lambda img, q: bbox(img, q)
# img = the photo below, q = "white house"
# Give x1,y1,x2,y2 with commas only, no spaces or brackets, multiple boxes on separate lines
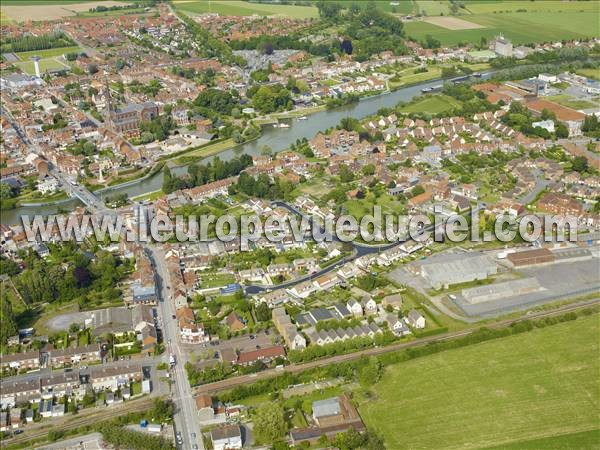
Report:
387,314,412,337
362,298,378,315
211,424,242,450
405,309,426,329
346,299,363,317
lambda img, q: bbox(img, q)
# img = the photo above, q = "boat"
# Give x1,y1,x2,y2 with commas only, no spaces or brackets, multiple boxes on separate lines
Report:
420,87,434,93
279,123,290,128
297,116,308,120
473,72,482,78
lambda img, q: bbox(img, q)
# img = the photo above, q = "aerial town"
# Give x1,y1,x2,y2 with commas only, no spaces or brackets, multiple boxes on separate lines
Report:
0,1,598,449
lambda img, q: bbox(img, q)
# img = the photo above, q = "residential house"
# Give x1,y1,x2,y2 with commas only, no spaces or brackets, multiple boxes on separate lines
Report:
211,424,242,450
405,309,426,329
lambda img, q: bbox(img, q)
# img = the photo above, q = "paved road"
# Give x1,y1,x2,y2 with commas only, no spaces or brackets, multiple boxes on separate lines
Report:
146,245,204,450
193,298,599,395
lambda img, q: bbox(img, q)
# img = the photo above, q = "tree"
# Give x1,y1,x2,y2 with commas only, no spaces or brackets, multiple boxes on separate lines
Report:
339,164,354,182
572,156,589,173
255,302,271,322
555,122,569,139
87,63,98,75
0,299,18,344
254,405,287,444
358,357,382,387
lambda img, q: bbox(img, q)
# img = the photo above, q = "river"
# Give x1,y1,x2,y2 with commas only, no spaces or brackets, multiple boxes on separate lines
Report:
2,73,491,225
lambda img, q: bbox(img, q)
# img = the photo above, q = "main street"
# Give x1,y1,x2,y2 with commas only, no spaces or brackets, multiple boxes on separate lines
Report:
146,245,204,450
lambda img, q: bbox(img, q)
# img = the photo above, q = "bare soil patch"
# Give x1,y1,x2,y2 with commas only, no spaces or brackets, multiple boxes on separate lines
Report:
424,16,485,30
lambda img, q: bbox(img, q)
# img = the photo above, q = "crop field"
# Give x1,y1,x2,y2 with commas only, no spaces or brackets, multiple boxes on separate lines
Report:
399,94,462,114
462,0,600,14
173,0,319,19
405,7,598,46
1,1,129,22
415,0,452,16
359,313,600,449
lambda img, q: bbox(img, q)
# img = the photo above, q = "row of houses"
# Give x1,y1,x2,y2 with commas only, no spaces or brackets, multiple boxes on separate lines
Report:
0,363,143,409
1,344,103,372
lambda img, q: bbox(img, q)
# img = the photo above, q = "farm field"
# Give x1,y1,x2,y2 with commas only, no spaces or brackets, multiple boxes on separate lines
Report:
399,94,462,114
462,0,600,14
359,313,600,450
404,8,598,46
483,429,600,450
1,1,128,22
173,0,319,19
415,0,452,16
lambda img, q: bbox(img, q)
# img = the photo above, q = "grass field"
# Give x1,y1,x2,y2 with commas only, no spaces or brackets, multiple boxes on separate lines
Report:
359,313,600,449
415,0,452,16
173,0,318,19
15,46,81,59
546,95,597,111
577,68,600,81
463,0,600,14
405,7,599,46
399,94,462,114
14,58,70,75
483,429,600,450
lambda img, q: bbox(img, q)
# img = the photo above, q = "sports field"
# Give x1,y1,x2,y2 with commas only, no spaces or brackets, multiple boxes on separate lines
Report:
399,94,462,114
359,313,600,449
14,58,70,75
173,0,318,19
15,46,81,59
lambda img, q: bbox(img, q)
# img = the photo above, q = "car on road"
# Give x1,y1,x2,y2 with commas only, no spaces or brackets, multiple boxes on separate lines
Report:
191,432,196,439
14,430,23,435
172,314,176,319
192,445,198,449
176,431,183,444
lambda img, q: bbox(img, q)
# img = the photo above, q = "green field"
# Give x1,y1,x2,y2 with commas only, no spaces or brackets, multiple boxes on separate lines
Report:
14,58,69,75
577,68,600,81
416,0,452,16
405,8,599,46
359,314,600,449
463,0,600,14
15,46,81,59
173,0,319,19
483,429,600,450
399,94,462,114
546,95,597,111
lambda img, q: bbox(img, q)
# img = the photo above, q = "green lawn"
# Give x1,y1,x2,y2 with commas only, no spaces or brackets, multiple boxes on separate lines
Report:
173,0,319,18
404,9,598,46
200,272,236,289
359,314,600,449
399,94,462,114
14,58,69,75
15,46,81,59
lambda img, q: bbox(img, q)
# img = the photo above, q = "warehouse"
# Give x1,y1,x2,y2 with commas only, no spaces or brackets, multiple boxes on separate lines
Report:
461,278,544,304
507,248,555,267
413,252,497,290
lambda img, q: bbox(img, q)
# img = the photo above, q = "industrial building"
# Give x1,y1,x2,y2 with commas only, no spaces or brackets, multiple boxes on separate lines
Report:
412,252,497,290
507,248,555,267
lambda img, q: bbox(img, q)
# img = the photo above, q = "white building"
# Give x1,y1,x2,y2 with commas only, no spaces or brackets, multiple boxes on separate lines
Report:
38,177,60,195
211,424,242,450
493,35,513,57
532,120,555,133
